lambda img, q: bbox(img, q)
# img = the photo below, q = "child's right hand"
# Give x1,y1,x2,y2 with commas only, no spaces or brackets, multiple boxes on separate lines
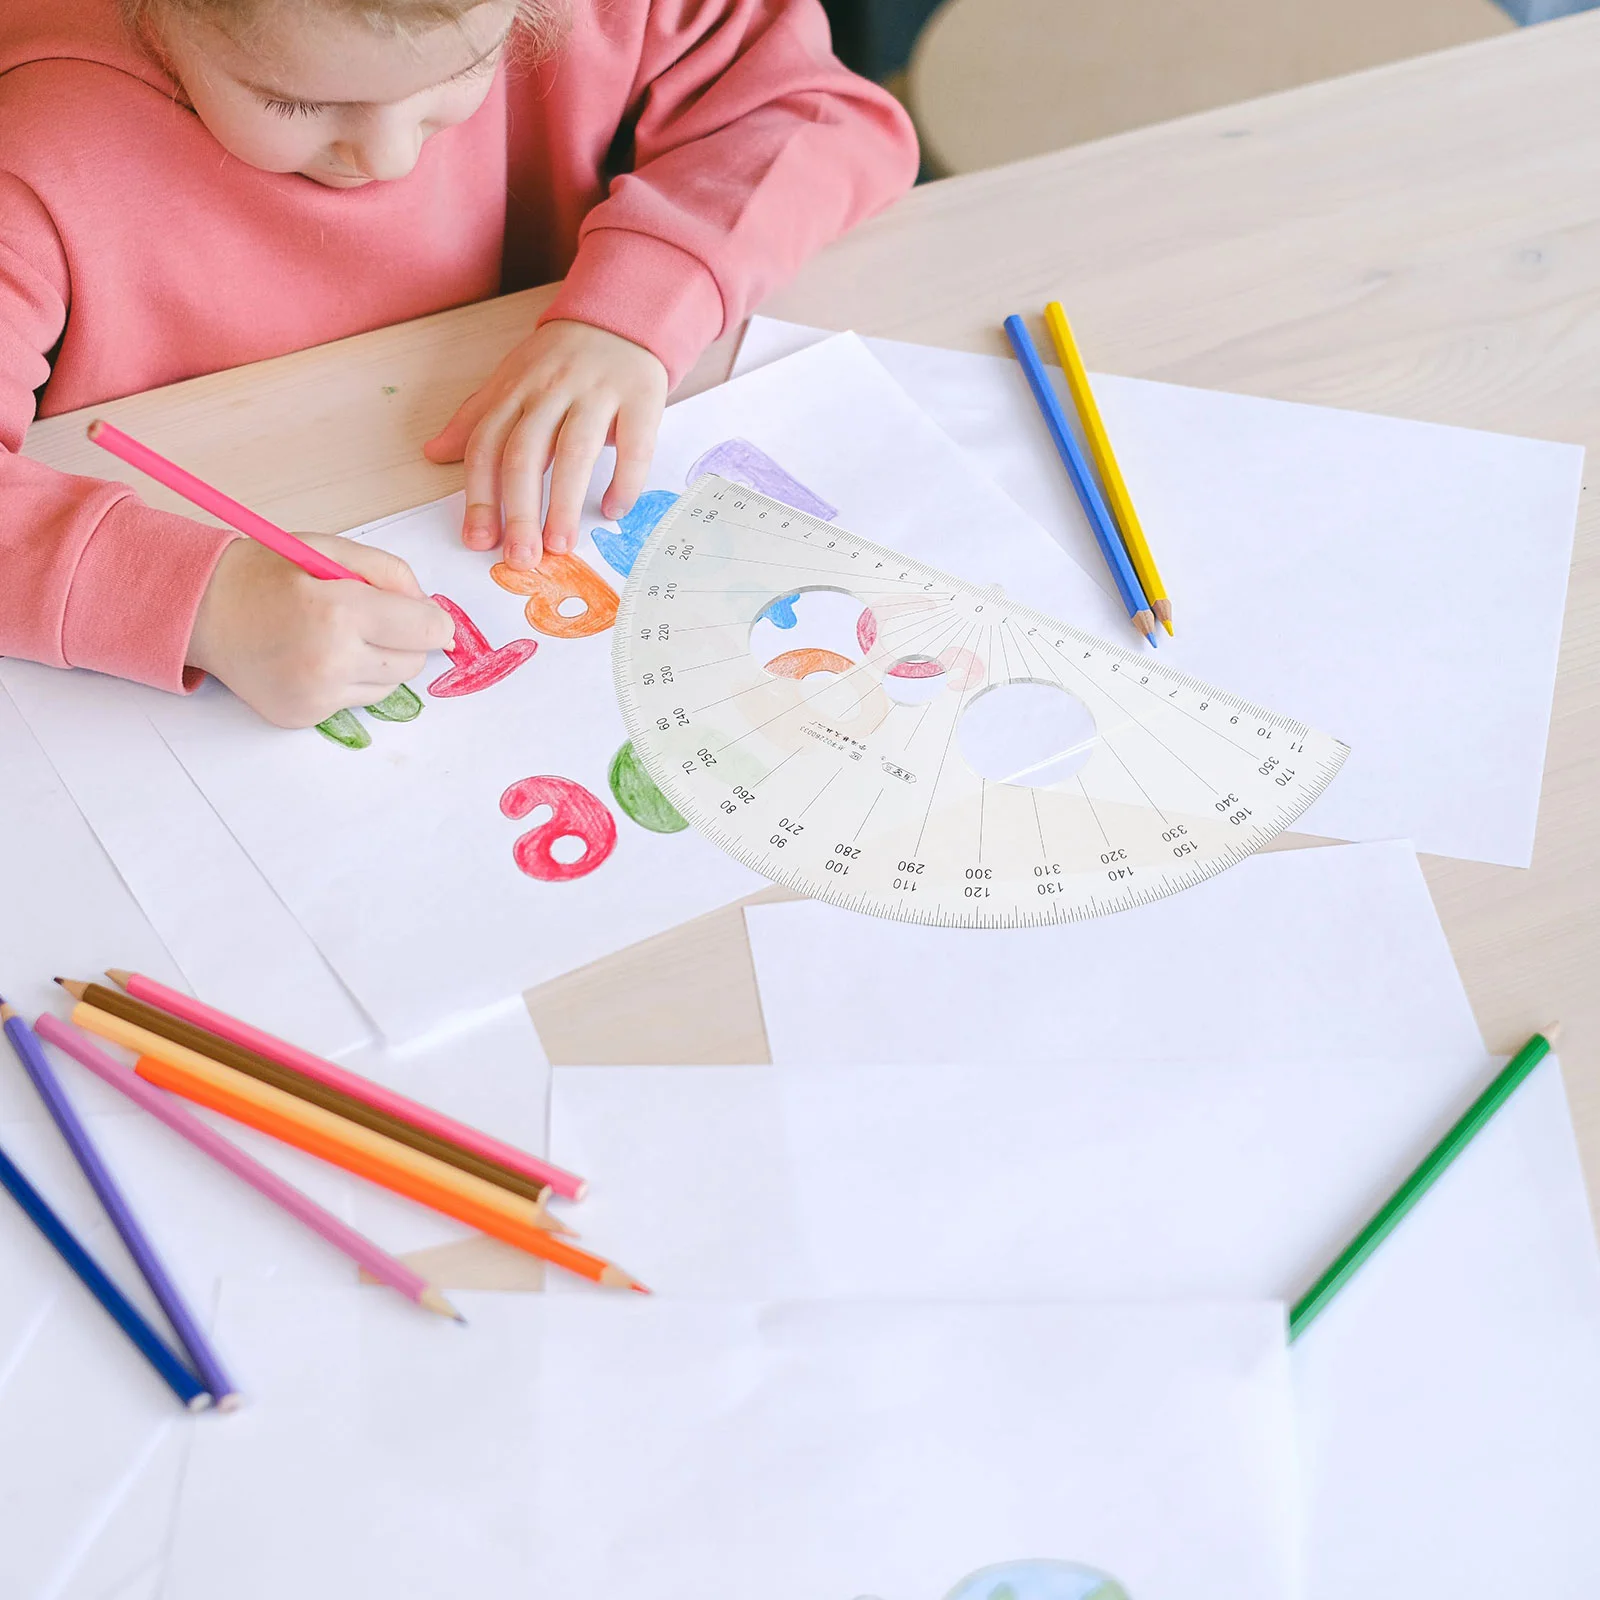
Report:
186,535,455,728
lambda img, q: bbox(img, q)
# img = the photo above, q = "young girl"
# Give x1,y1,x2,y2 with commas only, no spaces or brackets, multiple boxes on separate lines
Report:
0,0,917,727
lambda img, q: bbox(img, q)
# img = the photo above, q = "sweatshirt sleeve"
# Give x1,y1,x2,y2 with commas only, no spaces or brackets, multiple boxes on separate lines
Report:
0,172,234,693
539,0,919,386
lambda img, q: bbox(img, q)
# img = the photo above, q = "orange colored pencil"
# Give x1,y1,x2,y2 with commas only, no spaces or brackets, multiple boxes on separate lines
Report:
132,1052,644,1292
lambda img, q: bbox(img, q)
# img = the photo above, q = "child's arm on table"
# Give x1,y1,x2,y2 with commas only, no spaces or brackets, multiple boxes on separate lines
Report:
426,0,919,569
0,173,450,726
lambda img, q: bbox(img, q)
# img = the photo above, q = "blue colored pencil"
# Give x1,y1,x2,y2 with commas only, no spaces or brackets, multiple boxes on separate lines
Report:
1003,313,1158,646
0,1107,209,1406
3,1002,239,1408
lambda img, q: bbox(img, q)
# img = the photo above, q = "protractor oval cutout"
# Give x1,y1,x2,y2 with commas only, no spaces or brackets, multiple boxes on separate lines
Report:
614,475,1349,928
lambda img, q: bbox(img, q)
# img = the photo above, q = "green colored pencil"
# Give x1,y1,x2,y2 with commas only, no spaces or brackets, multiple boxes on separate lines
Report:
1289,1026,1559,1342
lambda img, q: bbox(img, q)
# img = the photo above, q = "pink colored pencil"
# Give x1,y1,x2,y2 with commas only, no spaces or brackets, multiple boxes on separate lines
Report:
105,971,586,1200
35,1014,463,1321
86,420,367,585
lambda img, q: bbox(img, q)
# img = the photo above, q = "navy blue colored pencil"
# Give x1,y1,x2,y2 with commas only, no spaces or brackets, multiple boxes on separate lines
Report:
1003,313,1158,646
0,1132,210,1411
3,1001,239,1408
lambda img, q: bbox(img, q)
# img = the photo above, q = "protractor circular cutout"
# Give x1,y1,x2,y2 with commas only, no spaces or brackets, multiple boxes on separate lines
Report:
614,476,1349,927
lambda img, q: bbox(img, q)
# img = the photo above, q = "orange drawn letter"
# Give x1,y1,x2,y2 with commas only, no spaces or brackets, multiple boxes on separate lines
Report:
491,552,620,639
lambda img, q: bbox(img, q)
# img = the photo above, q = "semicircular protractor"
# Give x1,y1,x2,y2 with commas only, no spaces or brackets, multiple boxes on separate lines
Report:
613,475,1348,927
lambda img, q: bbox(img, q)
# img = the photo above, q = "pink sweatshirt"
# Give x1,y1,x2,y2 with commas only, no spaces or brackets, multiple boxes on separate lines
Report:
0,0,916,692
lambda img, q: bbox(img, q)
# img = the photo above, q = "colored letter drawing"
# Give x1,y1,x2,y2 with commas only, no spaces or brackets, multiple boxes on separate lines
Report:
685,438,840,520
500,775,619,882
428,594,539,697
593,490,681,579
492,553,620,639
608,742,690,833
942,1561,1129,1600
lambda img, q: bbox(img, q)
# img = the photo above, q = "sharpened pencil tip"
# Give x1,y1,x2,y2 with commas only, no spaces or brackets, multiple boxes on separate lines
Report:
630,1282,651,1295
1541,1022,1563,1046
1162,620,1175,637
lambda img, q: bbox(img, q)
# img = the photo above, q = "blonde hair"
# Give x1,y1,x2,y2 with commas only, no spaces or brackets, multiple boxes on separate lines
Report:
124,0,568,56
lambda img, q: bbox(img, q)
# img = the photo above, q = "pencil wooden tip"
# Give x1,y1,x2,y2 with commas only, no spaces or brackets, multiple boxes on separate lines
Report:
630,1282,652,1295
1541,1022,1563,1046
105,969,133,989
419,1287,464,1322
1132,610,1158,647
54,978,89,1000
86,419,106,441
0,1001,14,1022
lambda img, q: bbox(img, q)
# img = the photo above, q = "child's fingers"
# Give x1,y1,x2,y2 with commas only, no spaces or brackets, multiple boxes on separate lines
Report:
542,404,611,556
601,392,663,522
499,402,566,570
424,385,495,465
461,406,520,553
358,589,457,654
321,539,428,599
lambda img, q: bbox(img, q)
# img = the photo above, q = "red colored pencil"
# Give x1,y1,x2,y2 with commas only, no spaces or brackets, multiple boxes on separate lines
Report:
86,420,367,584
105,971,586,1200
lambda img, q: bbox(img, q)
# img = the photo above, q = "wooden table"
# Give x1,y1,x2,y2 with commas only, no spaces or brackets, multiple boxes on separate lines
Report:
26,15,1599,1233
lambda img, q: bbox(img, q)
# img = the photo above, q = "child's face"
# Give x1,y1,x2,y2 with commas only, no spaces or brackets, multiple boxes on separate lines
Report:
158,0,517,187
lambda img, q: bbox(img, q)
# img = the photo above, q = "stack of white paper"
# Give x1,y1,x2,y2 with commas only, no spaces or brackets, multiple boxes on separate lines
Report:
734,320,1583,868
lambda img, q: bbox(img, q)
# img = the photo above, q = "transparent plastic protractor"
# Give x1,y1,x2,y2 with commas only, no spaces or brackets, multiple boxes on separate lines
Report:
614,476,1347,926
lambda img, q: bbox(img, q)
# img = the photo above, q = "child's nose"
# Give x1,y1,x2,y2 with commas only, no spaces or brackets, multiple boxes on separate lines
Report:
341,113,423,183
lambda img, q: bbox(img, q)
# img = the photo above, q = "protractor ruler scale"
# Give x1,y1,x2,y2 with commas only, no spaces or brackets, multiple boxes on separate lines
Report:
614,476,1348,926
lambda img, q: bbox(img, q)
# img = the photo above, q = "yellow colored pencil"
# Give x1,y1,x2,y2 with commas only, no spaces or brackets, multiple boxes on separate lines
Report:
71,1003,562,1237
1044,301,1174,635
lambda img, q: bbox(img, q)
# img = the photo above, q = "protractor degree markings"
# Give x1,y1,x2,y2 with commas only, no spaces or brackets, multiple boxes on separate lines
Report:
1016,628,1235,800
1025,626,1300,765
684,546,956,591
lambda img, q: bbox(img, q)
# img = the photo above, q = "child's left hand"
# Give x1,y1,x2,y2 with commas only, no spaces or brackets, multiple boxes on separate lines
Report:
424,319,668,571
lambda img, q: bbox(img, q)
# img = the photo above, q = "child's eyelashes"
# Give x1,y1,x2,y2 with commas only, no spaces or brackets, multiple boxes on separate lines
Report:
255,44,501,120
261,97,326,119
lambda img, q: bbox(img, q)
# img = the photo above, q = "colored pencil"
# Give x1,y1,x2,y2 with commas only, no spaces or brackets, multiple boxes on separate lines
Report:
0,1133,209,1410
104,970,584,1200
68,1002,561,1232
85,420,368,585
1289,1027,1559,1342
35,1015,462,1323
4,1002,239,1406
1043,301,1173,636
132,1052,644,1291
1003,313,1158,647
61,980,553,1209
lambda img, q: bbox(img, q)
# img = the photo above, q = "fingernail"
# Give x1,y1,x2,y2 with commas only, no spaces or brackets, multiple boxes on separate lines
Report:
548,532,574,555
506,542,535,570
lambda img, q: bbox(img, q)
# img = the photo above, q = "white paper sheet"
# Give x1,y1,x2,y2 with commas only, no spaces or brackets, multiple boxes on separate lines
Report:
0,685,188,1124
549,1053,1600,1599
161,1287,1296,1600
0,661,375,1060
149,336,1129,1042
159,1282,542,1600
745,839,1483,1067
735,319,1583,868
526,1296,1298,1600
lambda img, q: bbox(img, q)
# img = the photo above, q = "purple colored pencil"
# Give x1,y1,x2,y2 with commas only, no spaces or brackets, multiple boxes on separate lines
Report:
35,1014,463,1323
2,1001,240,1408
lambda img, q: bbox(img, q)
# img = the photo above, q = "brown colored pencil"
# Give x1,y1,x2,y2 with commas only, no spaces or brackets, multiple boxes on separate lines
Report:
58,980,558,1218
